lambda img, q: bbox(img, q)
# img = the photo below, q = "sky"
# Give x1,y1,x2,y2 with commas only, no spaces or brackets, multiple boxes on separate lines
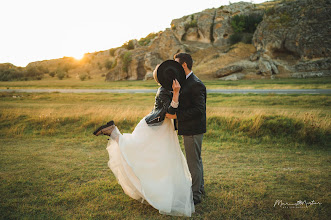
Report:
0,0,267,67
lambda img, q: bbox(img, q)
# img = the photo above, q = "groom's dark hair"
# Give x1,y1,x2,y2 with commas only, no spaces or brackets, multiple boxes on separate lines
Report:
174,53,193,70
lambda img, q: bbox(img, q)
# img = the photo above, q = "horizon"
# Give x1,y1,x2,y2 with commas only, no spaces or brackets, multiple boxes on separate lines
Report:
0,0,268,67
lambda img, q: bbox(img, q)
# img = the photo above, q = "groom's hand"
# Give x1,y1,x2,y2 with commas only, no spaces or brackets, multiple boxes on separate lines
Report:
166,113,177,119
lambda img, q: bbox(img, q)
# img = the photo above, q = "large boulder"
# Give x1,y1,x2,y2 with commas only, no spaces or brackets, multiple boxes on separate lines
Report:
215,65,243,78
218,73,245,81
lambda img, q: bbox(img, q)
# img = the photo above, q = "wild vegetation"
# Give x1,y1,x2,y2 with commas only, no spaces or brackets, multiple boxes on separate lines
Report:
1,76,330,90
229,14,263,45
0,63,45,81
0,90,330,219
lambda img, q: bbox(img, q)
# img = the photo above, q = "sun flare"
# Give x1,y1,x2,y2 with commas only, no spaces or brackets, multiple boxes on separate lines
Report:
72,53,85,60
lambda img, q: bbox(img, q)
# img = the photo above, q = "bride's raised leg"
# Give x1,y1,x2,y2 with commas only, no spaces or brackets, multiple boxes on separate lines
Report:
110,126,121,143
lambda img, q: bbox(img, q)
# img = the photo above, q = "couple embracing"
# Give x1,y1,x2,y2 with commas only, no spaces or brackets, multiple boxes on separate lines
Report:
94,53,206,217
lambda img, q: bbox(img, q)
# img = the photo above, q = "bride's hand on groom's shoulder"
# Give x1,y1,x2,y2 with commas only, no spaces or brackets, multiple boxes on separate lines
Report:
166,113,177,119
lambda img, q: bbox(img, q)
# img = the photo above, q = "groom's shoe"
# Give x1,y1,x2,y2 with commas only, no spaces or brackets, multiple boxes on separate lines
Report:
93,120,115,136
194,198,201,205
201,188,206,197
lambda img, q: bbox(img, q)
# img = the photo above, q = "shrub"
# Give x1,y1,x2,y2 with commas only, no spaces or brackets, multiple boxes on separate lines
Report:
138,32,158,46
24,66,44,80
229,14,263,45
184,15,198,31
97,62,102,70
49,71,55,77
56,70,65,80
242,33,254,44
79,74,87,81
111,59,117,69
229,33,243,45
109,48,116,56
121,52,132,73
231,14,263,34
122,40,135,50
0,67,23,81
104,60,113,70
266,7,276,16
231,15,245,33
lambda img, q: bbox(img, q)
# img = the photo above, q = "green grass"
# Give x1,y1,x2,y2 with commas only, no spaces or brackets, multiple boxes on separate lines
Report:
1,76,331,90
0,92,330,219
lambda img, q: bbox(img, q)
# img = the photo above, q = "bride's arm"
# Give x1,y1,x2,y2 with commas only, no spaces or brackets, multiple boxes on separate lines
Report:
166,79,180,118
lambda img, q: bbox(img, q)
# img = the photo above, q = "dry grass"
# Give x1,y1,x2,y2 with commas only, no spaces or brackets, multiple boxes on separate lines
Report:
0,92,330,219
1,92,330,138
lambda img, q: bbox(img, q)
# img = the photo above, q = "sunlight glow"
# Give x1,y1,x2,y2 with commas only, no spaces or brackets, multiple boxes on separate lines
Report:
72,53,85,61
0,0,268,67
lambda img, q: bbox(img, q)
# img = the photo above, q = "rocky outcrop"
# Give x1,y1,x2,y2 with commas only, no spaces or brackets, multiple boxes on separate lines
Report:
253,0,331,59
106,29,185,81
258,57,279,75
105,2,266,81
16,1,330,82
171,3,263,47
252,0,331,76
292,58,331,78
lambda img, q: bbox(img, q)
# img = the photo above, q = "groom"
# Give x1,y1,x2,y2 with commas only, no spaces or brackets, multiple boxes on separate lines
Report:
166,52,207,205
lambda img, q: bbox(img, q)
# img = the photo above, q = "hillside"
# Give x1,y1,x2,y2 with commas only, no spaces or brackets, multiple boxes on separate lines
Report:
1,0,330,82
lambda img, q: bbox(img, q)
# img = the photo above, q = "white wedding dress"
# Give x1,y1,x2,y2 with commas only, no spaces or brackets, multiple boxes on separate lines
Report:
106,117,195,217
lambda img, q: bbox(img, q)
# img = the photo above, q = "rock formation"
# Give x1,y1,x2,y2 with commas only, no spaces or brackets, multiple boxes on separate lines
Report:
252,0,331,77
3,1,329,82
105,2,265,81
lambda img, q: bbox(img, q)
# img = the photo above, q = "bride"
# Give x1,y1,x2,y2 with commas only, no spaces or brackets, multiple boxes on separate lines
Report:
93,60,194,217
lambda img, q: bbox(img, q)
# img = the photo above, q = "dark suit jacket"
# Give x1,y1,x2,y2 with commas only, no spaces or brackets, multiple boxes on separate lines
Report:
176,73,206,135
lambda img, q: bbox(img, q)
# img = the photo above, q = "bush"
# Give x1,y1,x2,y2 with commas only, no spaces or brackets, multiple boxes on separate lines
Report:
104,60,113,70
79,74,87,81
242,33,254,44
25,66,44,80
138,32,158,46
111,59,117,69
56,70,65,80
231,14,263,34
121,52,132,73
184,15,198,31
229,33,243,45
109,48,116,56
0,67,23,81
0,64,48,81
122,40,135,50
229,14,263,45
49,72,56,77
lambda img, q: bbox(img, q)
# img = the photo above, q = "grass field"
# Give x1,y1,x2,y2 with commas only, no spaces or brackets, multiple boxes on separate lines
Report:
1,75,331,90
0,90,330,219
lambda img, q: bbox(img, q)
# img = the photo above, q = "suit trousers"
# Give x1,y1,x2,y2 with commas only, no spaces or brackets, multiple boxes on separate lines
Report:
183,134,204,202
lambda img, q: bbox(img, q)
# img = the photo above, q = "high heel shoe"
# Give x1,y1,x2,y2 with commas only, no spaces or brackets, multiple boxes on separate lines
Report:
93,120,115,136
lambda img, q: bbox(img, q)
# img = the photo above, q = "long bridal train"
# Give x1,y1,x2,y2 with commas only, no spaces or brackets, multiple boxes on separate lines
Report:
106,118,195,217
